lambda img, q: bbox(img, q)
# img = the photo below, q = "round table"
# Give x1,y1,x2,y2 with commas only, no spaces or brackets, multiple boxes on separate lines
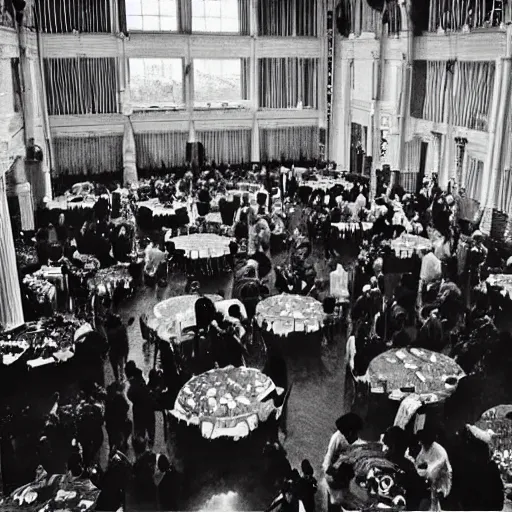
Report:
255,294,325,336
368,348,465,403
171,366,277,440
164,233,233,260
150,294,223,342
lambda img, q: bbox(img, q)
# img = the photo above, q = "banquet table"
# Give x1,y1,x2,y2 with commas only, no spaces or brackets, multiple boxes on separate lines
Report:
332,222,373,235
87,264,133,297
164,233,233,260
368,348,465,403
171,366,277,440
487,274,512,299
150,294,223,342
390,234,433,258
255,294,326,336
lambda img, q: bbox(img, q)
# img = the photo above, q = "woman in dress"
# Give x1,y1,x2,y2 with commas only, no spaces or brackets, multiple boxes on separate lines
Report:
415,427,452,511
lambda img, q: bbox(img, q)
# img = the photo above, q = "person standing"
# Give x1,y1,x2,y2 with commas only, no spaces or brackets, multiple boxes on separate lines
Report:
105,313,130,382
127,367,156,448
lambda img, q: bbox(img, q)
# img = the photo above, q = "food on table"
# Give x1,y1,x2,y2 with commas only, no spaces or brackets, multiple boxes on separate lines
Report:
177,366,273,419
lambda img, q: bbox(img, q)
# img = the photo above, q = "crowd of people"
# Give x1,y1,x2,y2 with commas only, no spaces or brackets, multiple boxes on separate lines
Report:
4,161,512,511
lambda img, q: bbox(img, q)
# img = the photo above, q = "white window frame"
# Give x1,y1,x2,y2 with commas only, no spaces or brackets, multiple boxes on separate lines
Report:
126,0,178,32
191,0,240,34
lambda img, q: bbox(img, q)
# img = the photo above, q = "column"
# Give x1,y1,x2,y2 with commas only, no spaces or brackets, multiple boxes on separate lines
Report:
251,119,260,163
0,174,24,331
452,137,467,195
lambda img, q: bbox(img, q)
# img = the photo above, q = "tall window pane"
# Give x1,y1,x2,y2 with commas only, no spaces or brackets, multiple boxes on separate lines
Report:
194,59,243,106
192,0,240,33
126,0,177,31
129,58,184,108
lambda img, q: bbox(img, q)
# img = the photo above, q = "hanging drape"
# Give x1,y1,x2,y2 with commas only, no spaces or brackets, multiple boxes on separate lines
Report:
296,0,317,36
241,58,250,100
34,0,111,33
422,61,447,124
403,138,422,173
410,60,427,119
428,0,503,32
451,61,494,131
53,135,124,175
238,0,250,35
196,129,251,164
178,0,192,33
259,58,319,109
260,126,319,161
465,155,484,201
44,57,118,115
497,169,512,213
123,119,138,186
258,0,294,36
135,131,188,169
361,0,383,33
118,0,127,34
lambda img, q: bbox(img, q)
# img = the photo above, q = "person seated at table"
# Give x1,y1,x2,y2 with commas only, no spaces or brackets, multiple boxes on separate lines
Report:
95,232,115,268
416,308,445,352
390,314,412,348
415,427,452,511
266,477,307,512
351,285,375,332
382,426,429,510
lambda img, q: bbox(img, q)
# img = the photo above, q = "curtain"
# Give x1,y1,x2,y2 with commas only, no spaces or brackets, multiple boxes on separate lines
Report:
410,61,427,119
258,0,294,36
382,0,401,35
34,0,111,33
238,0,250,35
403,138,422,173
135,131,188,169
53,135,123,175
451,61,494,131
399,172,419,193
118,0,127,34
260,126,319,161
465,156,484,201
423,61,447,123
44,57,118,115
259,58,319,109
178,0,191,33
196,129,251,164
241,58,250,100
297,0,317,36
361,0,383,33
429,0,503,32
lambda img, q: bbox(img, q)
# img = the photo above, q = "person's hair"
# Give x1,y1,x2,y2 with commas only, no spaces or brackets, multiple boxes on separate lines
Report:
125,360,138,379
157,454,170,473
383,426,408,455
417,427,437,447
335,413,363,436
301,459,314,476
228,304,242,319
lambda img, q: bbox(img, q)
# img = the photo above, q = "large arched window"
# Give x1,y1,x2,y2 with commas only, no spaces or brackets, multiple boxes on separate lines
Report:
126,0,178,31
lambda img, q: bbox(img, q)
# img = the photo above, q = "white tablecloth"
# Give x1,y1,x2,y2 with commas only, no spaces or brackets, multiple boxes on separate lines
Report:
164,233,233,259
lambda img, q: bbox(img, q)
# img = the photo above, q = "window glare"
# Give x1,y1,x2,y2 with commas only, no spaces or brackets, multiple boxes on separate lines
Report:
192,0,240,33
126,0,177,31
194,59,242,103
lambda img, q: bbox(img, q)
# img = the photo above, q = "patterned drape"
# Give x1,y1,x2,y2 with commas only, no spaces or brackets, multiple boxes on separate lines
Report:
403,138,422,173
411,60,494,131
238,0,250,35
258,0,317,36
259,58,319,109
135,131,188,169
428,0,504,32
260,126,319,161
34,0,111,33
451,61,494,131
464,156,484,201
197,129,251,164
53,135,124,175
44,58,119,115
